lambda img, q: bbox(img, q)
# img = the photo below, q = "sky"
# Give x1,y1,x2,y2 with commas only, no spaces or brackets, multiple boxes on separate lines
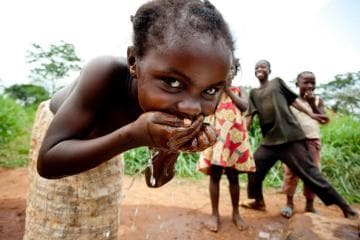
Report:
0,0,359,89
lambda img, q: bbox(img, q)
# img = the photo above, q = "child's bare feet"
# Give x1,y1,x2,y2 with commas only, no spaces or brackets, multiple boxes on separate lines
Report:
305,199,318,214
232,212,248,231
240,199,266,211
205,214,220,232
341,205,359,219
280,205,294,218
305,205,318,214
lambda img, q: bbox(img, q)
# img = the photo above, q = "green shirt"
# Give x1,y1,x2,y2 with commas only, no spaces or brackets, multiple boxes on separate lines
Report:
248,77,305,145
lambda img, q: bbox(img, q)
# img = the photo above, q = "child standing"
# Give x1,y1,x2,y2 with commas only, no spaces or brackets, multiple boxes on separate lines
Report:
24,1,235,239
198,59,256,232
281,71,328,218
241,60,358,219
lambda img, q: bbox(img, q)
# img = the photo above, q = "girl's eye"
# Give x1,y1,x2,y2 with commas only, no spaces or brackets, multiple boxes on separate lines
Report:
204,87,218,96
163,78,182,88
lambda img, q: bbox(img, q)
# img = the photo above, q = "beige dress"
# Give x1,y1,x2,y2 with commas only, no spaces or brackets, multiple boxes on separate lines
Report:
24,101,123,240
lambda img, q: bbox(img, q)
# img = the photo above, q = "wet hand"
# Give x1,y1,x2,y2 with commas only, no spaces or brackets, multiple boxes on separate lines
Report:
178,123,217,152
132,112,204,151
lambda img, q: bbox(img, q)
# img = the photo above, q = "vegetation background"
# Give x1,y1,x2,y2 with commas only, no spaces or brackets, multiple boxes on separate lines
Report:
0,42,359,203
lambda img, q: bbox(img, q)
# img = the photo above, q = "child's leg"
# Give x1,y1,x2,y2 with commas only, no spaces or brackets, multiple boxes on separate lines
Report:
246,145,278,207
281,141,358,218
281,165,298,218
225,168,247,230
206,165,223,232
283,165,298,206
303,139,321,212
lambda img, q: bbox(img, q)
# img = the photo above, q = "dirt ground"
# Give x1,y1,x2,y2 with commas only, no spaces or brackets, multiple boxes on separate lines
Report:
0,167,358,240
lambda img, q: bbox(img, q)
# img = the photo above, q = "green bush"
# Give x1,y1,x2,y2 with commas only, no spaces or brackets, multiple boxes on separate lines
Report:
0,96,27,145
123,147,150,175
123,148,202,178
0,96,34,168
320,114,360,203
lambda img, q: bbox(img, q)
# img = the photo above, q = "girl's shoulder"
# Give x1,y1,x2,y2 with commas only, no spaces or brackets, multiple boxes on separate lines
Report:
53,56,130,112
84,56,128,76
78,56,130,90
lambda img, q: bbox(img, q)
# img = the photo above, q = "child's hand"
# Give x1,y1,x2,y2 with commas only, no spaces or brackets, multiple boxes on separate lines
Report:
304,90,316,104
310,113,329,124
131,112,204,151
178,123,217,152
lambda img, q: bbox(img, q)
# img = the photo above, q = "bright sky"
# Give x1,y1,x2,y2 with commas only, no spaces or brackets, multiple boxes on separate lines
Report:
0,0,359,89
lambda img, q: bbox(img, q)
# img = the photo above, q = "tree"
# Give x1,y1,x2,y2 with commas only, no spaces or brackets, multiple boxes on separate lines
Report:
318,71,360,116
4,84,49,107
26,41,82,95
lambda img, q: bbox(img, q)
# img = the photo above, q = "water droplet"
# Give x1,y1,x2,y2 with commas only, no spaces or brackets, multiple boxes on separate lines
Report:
104,229,110,238
150,175,156,186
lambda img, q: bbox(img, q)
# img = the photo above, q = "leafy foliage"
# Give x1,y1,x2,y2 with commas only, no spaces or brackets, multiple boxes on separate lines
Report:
0,104,35,168
318,71,360,116
26,41,82,95
123,148,202,178
123,147,150,175
320,114,360,203
4,84,49,107
0,96,28,146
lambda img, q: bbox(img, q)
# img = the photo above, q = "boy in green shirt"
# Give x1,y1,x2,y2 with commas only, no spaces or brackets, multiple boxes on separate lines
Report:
241,60,357,219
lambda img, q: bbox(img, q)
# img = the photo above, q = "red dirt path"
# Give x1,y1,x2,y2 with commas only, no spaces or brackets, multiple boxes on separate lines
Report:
0,167,358,239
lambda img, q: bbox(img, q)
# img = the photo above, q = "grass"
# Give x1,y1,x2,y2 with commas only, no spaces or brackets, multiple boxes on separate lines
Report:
0,98,34,168
0,133,31,168
319,114,360,203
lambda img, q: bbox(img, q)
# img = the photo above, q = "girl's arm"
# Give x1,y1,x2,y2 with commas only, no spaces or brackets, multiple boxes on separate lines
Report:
246,114,253,130
225,86,248,112
37,57,141,178
144,150,179,188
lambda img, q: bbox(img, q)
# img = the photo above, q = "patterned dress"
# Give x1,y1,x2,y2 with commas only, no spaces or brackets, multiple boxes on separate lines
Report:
24,101,123,240
197,87,256,174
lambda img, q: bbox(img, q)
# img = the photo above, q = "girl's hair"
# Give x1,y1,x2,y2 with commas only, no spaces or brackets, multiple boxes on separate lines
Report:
233,57,240,76
131,0,234,58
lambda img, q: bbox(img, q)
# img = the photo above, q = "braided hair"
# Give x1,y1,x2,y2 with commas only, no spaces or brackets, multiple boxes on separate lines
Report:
131,0,234,58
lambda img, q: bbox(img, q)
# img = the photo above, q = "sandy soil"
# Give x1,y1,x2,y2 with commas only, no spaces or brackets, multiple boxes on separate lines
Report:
0,167,358,240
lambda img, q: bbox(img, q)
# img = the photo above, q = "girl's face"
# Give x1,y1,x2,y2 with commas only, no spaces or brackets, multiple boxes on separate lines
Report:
130,36,231,120
255,61,270,81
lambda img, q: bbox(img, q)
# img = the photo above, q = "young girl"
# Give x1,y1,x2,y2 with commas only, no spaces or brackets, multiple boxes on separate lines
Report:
24,1,235,239
197,59,256,232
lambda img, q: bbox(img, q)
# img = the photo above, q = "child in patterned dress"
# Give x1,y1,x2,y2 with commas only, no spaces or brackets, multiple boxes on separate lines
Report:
198,58,256,232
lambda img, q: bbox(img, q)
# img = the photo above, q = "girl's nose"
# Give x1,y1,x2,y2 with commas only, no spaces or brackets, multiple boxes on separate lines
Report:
177,98,202,118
